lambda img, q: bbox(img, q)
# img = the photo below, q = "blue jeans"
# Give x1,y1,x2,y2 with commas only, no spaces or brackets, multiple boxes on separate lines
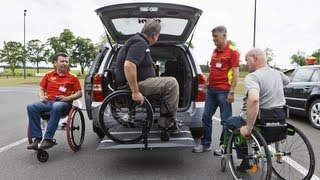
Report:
201,86,232,147
27,101,71,140
224,115,247,159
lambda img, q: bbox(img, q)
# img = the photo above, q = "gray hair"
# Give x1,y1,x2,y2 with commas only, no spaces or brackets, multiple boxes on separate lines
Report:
141,19,161,36
211,25,227,34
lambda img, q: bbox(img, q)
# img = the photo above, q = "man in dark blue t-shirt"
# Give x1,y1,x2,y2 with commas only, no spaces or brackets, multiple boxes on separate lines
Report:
115,20,180,131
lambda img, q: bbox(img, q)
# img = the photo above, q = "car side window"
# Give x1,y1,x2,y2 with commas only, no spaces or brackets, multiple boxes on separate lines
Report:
310,69,320,82
291,68,315,82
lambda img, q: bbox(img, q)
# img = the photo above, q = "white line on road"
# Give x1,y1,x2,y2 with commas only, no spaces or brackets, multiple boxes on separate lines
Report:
0,138,27,154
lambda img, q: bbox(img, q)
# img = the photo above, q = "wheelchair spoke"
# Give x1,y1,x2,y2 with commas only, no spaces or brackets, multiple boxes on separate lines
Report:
99,91,154,144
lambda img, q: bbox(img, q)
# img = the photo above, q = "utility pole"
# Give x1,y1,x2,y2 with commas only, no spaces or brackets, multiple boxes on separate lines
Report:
23,9,27,79
253,0,257,47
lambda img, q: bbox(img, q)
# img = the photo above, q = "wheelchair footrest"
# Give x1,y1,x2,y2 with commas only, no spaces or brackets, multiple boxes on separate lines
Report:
96,126,195,150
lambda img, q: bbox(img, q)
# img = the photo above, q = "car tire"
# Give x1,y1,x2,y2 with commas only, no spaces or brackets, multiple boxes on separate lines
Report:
308,99,320,129
93,122,105,138
190,127,203,138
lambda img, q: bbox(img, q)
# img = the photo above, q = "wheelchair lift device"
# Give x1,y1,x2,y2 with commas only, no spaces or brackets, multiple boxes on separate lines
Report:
96,126,195,150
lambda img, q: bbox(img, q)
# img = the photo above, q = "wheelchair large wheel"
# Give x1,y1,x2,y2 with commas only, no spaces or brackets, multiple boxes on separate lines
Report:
270,123,315,180
66,107,85,152
99,90,154,144
27,126,32,145
227,129,272,180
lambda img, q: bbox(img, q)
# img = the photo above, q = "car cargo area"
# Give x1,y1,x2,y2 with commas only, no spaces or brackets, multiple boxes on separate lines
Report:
107,45,193,110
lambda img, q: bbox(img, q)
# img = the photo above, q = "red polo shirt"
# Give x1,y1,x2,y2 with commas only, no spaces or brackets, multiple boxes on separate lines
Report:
208,43,240,90
40,69,82,100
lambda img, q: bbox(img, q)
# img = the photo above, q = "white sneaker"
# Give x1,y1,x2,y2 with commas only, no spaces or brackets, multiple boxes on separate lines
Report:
193,144,212,153
213,145,225,156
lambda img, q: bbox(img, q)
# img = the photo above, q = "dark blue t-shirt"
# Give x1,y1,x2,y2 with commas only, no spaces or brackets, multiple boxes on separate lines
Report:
115,33,156,86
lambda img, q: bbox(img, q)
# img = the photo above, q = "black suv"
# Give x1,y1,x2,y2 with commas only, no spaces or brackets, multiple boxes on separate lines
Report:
284,65,320,129
84,2,206,138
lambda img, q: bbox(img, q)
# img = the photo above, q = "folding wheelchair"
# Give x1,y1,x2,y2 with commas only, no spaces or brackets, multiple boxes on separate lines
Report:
27,103,85,162
220,123,315,180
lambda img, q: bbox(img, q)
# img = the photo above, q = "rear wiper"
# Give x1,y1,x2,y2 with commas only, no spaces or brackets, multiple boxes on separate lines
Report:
100,17,115,52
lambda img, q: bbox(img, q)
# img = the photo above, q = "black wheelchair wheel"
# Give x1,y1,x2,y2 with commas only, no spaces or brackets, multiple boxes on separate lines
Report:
37,150,49,162
66,107,85,152
227,129,272,180
271,123,315,180
99,90,154,144
27,126,32,145
160,131,170,142
221,155,227,172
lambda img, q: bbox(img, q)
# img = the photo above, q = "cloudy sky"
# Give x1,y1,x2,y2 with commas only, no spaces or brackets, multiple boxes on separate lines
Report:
1,0,319,68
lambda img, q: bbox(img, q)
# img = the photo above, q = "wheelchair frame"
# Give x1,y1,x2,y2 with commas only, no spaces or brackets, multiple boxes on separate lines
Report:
220,123,315,180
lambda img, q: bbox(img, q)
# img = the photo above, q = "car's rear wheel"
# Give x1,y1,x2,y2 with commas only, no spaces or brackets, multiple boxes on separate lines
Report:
308,99,320,129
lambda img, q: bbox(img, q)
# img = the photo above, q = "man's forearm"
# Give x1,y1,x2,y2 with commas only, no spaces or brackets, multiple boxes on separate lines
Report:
245,89,260,130
69,90,82,101
38,88,46,98
230,67,239,92
124,61,139,93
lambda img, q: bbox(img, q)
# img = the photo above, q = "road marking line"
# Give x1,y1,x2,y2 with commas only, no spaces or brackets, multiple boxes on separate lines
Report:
213,116,319,179
0,138,27,154
212,116,221,122
269,146,320,180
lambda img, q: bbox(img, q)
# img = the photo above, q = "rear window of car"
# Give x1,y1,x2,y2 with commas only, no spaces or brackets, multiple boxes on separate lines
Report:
311,69,320,82
112,18,188,36
291,68,315,82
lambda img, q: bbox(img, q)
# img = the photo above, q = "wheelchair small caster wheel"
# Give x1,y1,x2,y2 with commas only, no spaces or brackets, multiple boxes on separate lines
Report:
37,150,49,162
160,131,170,142
221,155,226,172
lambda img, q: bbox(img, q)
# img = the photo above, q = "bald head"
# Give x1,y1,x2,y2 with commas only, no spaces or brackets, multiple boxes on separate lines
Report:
245,48,267,72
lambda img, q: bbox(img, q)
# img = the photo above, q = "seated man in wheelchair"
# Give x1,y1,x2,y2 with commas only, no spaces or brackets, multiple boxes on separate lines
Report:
114,19,181,133
27,52,82,150
223,48,290,171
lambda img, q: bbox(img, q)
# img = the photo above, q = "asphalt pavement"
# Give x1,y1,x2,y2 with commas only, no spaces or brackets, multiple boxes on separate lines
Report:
0,86,319,180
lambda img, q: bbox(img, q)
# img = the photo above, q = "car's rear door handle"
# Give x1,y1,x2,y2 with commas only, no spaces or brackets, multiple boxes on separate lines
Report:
304,86,311,90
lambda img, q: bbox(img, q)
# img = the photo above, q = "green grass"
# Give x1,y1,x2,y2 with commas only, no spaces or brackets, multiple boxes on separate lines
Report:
0,76,85,86
0,68,86,86
1,68,246,94
0,76,43,86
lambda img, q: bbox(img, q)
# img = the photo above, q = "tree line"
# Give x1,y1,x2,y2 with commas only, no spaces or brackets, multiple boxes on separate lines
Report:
1,29,319,75
200,40,320,73
0,29,107,75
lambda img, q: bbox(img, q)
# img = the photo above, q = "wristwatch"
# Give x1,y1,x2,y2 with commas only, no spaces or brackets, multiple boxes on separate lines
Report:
229,91,234,95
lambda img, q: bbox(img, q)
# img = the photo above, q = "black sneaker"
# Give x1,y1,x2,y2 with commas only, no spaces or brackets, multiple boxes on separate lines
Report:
27,138,42,150
38,139,56,149
168,123,181,134
236,159,253,172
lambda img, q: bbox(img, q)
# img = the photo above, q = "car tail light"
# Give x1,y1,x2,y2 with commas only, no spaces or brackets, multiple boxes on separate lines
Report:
196,74,206,102
92,73,104,102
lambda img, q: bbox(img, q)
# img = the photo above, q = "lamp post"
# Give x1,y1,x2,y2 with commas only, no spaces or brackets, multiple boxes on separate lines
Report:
253,0,257,47
23,9,27,79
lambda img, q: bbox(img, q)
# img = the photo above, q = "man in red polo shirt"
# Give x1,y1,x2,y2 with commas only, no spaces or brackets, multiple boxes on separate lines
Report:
193,26,240,154
27,52,82,150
